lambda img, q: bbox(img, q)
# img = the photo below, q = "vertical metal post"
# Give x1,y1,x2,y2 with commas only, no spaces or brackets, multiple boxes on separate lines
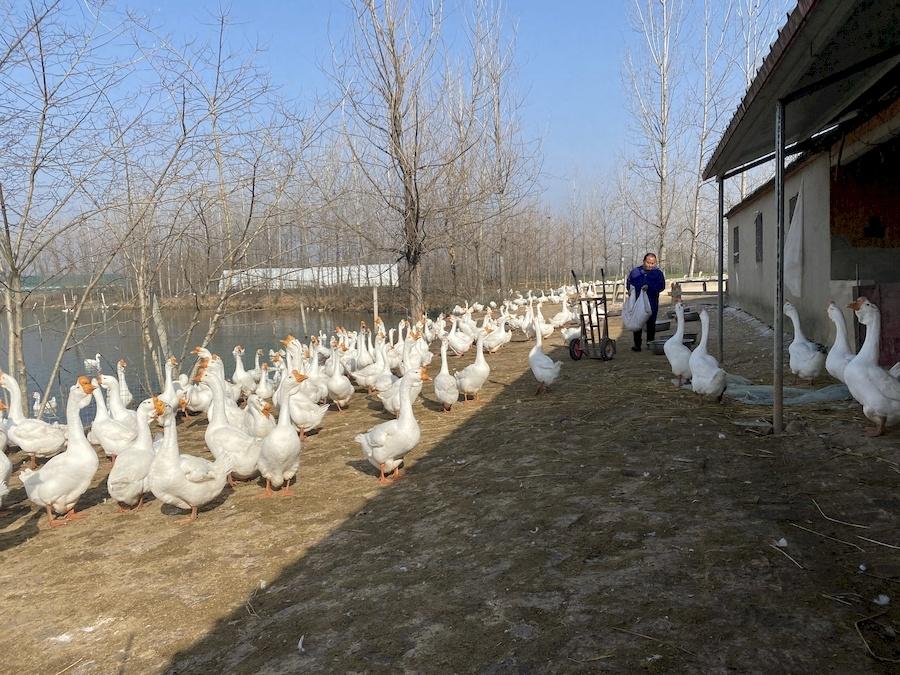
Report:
717,176,725,363
774,99,786,434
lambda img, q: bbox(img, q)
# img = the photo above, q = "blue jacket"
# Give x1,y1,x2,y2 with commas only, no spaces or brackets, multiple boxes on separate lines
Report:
626,266,666,312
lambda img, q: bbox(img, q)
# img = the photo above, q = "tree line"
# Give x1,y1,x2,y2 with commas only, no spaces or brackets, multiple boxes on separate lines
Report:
0,0,786,410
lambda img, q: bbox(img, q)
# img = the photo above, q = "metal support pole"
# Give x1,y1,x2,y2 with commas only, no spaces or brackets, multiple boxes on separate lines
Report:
774,99,786,434
717,176,725,363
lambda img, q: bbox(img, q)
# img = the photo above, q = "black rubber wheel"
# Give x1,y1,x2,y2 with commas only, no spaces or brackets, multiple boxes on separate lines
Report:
569,337,585,360
599,337,616,361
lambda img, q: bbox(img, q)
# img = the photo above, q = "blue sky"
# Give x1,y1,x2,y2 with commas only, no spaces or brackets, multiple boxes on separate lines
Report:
123,1,632,202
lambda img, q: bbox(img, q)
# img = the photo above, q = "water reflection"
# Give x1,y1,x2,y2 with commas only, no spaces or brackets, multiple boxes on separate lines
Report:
4,306,401,423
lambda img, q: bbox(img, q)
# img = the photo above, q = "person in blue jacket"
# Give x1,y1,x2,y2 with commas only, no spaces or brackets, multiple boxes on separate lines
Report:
626,252,666,352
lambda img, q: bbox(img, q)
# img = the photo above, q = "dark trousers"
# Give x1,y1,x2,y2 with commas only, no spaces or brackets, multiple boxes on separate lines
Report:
632,308,659,348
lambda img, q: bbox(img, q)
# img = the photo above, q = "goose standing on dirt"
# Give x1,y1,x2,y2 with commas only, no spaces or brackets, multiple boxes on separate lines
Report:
825,302,854,384
688,310,726,401
843,297,900,436
455,328,492,402
528,317,561,395
107,398,160,511
149,401,232,523
663,302,692,387
1,370,66,468
355,373,421,483
90,380,138,465
258,375,302,497
20,377,99,528
783,301,826,385
433,339,460,411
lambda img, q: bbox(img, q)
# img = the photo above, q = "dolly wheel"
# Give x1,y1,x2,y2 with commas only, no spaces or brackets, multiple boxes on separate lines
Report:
569,337,585,361
599,337,616,361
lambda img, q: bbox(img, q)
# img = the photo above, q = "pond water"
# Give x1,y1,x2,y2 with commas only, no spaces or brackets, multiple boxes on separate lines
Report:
3,306,402,423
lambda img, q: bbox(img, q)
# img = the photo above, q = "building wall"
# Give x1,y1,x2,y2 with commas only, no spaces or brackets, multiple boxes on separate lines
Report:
727,153,833,345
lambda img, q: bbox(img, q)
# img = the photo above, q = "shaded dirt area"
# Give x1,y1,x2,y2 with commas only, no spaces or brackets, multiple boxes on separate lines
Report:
1,299,898,673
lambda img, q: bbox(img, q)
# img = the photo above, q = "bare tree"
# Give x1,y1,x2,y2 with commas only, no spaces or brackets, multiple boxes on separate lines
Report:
0,1,130,410
624,0,687,266
684,0,732,276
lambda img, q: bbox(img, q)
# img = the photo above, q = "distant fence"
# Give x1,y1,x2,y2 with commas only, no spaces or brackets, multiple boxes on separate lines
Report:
219,264,401,292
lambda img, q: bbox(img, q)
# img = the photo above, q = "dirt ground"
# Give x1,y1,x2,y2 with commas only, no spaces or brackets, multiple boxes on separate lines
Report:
1,298,898,673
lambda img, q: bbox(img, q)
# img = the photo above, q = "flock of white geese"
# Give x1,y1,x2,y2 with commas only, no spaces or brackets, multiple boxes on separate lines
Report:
1,286,897,528
662,292,900,436
0,288,569,526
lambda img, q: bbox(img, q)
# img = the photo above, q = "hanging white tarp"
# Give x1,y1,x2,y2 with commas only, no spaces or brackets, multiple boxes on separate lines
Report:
784,180,803,297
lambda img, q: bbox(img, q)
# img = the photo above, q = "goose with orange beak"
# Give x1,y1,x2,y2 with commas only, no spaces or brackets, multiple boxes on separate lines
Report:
148,399,232,523
20,377,99,528
843,297,900,436
107,397,162,512
1,369,66,468
355,368,422,484
285,371,330,438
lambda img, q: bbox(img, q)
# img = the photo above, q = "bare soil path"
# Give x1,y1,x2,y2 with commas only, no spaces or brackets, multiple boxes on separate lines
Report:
1,300,898,673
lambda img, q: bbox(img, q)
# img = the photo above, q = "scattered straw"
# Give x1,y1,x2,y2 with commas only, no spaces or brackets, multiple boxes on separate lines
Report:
52,657,85,675
854,611,900,664
811,498,869,529
790,523,865,552
768,543,805,569
605,625,696,657
856,535,900,550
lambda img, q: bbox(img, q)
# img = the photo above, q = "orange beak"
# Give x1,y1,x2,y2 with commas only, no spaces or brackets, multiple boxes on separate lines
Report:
261,402,273,417
420,368,431,382
848,297,865,311
78,376,96,395
152,396,165,418
179,398,188,412
118,359,127,367
192,346,202,355
292,370,307,383
192,367,206,383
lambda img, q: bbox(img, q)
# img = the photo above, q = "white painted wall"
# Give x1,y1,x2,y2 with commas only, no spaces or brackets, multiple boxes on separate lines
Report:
726,153,833,346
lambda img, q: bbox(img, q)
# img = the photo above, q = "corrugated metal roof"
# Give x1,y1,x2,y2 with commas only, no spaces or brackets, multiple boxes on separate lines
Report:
704,0,900,179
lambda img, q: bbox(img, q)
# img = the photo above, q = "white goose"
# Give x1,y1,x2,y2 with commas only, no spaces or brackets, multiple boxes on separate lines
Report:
117,359,134,408
355,372,421,483
688,310,727,400
258,376,302,496
663,302,692,387
0,402,10,506
31,392,57,420
380,367,429,416
454,329,492,402
89,380,138,464
843,297,900,436
825,302,854,384
1,371,66,468
98,373,137,429
325,349,355,411
107,398,160,511
199,367,262,482
528,317,562,394
286,371,330,438
84,353,102,371
254,362,275,400
231,345,257,396
20,377,99,528
149,401,231,523
433,339,460,411
783,301,826,384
